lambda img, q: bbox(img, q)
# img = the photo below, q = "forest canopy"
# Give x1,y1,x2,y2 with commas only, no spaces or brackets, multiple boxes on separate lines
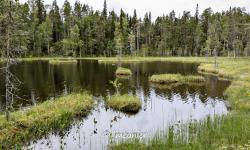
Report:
0,0,250,57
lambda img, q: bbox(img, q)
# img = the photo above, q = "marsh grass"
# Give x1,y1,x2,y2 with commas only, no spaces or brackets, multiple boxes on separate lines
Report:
97,57,210,63
111,112,250,150
107,94,141,113
115,67,132,76
49,59,78,64
0,92,93,148
198,59,250,111
111,57,250,149
149,74,205,84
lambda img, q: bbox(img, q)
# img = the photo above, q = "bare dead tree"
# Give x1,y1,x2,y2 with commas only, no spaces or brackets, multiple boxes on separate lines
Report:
0,0,24,121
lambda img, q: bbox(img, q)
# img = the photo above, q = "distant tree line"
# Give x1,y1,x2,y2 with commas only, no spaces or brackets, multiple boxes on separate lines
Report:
0,0,250,57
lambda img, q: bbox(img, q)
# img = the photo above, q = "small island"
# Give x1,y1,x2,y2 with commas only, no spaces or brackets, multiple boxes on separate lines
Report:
115,67,132,76
49,59,78,64
149,74,205,84
107,94,141,113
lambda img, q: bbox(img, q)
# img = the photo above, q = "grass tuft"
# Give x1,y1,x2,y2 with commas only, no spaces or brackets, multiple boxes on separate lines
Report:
115,67,132,76
107,94,141,113
149,74,205,84
0,92,93,148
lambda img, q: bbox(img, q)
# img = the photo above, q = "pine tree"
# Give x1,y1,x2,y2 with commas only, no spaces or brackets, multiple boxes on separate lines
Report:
102,0,107,19
36,0,46,24
63,0,72,37
50,0,63,43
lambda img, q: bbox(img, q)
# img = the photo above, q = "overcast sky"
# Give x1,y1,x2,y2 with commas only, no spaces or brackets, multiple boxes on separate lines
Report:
20,0,250,20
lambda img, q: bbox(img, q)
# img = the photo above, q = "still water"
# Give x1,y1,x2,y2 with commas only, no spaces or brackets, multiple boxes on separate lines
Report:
0,60,230,149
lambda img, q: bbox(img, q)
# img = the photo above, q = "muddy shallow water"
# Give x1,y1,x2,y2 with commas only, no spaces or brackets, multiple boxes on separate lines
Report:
0,60,230,149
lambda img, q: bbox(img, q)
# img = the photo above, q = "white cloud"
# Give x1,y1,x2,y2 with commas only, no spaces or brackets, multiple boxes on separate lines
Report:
20,0,250,20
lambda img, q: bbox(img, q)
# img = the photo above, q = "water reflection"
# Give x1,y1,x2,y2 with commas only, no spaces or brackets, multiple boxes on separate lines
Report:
26,91,227,150
0,60,230,149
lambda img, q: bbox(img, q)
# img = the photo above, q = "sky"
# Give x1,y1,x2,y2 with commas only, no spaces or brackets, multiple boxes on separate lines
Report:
19,0,250,20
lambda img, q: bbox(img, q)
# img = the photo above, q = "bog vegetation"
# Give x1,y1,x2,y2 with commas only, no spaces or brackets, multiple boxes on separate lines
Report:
0,92,93,148
149,74,205,84
49,59,78,64
115,67,132,76
107,94,141,113
110,57,250,149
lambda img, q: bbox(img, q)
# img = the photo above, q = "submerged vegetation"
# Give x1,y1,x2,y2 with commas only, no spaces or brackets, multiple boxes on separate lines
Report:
115,67,132,76
149,74,205,84
107,94,141,113
0,92,93,148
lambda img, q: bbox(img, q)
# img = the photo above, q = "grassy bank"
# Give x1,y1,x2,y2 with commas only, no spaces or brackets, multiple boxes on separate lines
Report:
5,56,245,64
198,59,250,111
107,94,141,113
49,59,78,64
149,74,205,84
110,57,250,149
115,67,132,76
97,57,207,63
0,92,93,148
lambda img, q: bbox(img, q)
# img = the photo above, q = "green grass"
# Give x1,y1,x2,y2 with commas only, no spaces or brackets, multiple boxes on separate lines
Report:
110,57,250,149
49,59,78,64
0,92,93,148
97,57,206,63
149,74,205,84
115,67,132,76
107,94,141,113
111,112,250,150
198,59,250,111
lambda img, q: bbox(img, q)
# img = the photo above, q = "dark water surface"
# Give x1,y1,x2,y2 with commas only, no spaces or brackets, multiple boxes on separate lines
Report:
0,60,230,149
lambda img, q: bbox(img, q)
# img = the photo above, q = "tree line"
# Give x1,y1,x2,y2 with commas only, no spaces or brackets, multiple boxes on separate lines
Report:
0,0,250,57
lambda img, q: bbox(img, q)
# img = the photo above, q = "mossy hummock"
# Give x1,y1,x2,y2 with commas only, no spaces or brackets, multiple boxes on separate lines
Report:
107,94,141,113
0,92,93,148
149,74,205,84
115,67,132,76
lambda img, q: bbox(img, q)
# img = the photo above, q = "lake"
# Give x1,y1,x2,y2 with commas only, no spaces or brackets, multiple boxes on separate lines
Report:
0,60,231,149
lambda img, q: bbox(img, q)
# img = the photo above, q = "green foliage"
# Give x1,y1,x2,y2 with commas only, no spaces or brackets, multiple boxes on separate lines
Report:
62,24,83,56
1,0,250,57
110,78,122,94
